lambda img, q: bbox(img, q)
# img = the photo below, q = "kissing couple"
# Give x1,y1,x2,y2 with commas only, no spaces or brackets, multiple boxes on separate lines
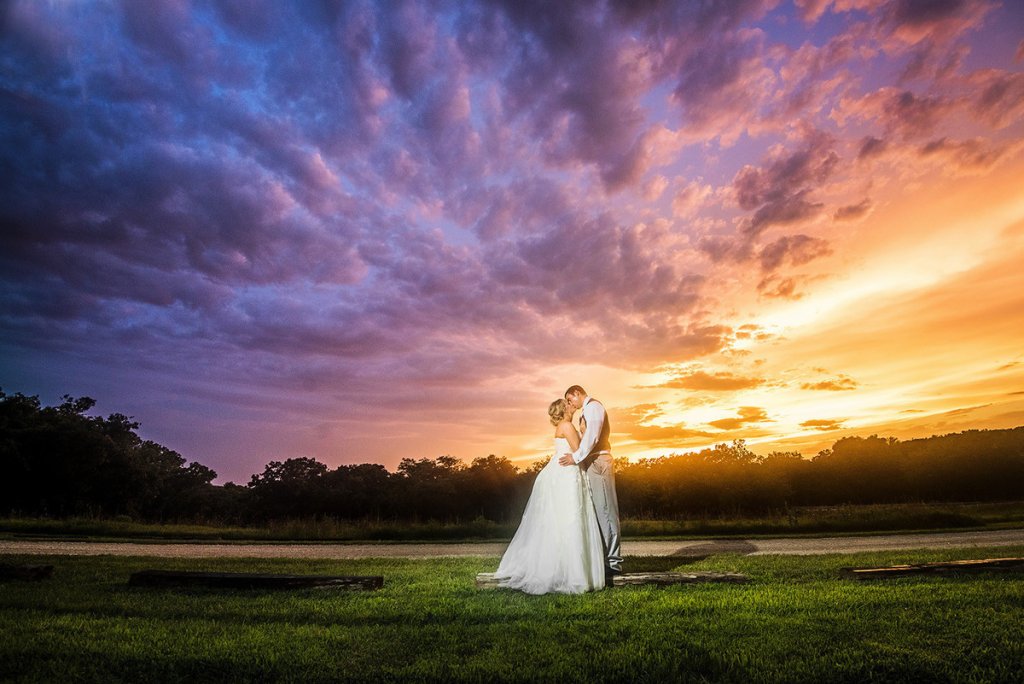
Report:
494,385,623,594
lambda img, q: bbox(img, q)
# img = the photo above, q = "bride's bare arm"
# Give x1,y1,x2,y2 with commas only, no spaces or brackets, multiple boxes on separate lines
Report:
559,421,581,451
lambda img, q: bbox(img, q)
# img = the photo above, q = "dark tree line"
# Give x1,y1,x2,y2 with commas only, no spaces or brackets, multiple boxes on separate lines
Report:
0,391,219,519
614,431,1024,517
1,390,1022,523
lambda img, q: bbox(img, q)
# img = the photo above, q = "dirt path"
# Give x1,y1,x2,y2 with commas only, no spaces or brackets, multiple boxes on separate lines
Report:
1,528,1021,560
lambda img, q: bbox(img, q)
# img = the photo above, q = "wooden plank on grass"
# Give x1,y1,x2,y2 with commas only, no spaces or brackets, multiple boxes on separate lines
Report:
0,563,54,581
840,557,1024,580
475,571,748,589
128,570,383,590
612,571,749,586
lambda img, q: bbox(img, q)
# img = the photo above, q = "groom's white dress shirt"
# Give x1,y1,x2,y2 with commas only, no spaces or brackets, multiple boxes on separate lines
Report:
571,396,611,464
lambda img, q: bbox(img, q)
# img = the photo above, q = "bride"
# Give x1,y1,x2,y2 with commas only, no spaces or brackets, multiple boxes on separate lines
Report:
494,398,607,594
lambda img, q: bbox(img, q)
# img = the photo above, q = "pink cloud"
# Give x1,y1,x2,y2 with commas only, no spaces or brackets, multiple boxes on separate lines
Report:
918,137,1008,172
793,0,833,23
833,198,872,221
857,136,888,160
672,180,713,218
733,130,839,213
759,234,832,272
879,0,995,47
968,69,1024,129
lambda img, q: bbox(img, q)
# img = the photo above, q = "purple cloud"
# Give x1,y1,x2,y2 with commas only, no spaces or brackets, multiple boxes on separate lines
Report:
833,199,872,221
1,0,1021,479
919,136,1007,171
733,129,839,215
857,136,888,160
759,234,832,272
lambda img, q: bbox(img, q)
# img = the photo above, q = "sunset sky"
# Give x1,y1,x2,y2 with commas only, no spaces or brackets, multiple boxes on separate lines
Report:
2,0,1023,483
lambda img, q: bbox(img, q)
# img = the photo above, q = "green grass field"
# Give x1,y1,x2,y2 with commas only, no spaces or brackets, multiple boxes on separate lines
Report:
1,546,1022,682
3,500,1024,542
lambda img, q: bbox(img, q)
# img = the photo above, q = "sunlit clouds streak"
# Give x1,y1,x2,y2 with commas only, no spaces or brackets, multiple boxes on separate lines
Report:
1,0,1022,481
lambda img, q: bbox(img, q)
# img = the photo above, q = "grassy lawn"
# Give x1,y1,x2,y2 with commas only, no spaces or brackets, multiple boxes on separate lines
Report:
3,500,1024,542
1,546,1022,682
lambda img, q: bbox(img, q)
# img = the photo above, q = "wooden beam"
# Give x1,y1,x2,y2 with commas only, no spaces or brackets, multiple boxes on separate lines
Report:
841,557,1024,580
612,571,748,586
475,571,748,589
128,570,383,590
0,563,54,581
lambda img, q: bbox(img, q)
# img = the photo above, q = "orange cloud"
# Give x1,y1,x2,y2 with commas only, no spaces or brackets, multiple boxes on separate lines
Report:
801,374,858,391
612,403,715,448
652,371,765,391
757,274,804,299
709,406,772,430
800,418,845,430
834,198,872,221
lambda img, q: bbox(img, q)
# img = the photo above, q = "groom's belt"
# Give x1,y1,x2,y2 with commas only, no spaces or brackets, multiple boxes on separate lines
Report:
591,450,612,456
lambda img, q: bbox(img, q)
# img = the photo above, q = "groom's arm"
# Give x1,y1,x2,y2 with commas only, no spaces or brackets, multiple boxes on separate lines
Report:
570,401,605,464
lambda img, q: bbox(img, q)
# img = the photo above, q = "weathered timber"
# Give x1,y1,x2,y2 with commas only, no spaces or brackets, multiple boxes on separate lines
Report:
0,563,54,581
475,571,748,589
840,557,1024,580
612,571,748,586
128,570,383,590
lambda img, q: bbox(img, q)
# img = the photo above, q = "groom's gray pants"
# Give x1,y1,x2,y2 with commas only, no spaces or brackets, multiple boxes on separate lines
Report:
585,453,623,572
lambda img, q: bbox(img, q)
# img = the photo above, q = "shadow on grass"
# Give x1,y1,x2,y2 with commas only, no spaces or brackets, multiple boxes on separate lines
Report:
672,539,757,557
622,555,693,572
621,539,759,572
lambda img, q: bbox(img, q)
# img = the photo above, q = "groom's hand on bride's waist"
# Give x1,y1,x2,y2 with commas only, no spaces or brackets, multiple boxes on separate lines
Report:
558,454,575,466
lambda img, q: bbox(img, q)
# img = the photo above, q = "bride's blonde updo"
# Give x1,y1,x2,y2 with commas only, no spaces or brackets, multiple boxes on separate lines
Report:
548,398,568,426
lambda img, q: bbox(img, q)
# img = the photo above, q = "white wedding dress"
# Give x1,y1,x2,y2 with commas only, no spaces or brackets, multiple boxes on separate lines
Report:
495,437,607,594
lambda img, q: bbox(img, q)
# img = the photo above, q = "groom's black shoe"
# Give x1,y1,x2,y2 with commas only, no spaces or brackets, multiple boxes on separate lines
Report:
605,567,623,587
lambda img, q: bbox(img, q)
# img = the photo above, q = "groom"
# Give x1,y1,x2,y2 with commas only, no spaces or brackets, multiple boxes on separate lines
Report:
558,385,623,580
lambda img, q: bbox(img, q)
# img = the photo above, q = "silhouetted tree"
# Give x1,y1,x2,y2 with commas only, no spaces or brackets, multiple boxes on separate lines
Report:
323,463,393,519
247,457,328,519
3,389,1024,524
0,389,220,518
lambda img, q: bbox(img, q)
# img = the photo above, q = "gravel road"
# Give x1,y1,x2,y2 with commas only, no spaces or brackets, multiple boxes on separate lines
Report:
1,528,1021,559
